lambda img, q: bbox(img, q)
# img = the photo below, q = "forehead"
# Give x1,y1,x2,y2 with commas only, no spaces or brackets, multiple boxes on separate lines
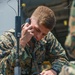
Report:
39,25,50,34
31,18,50,34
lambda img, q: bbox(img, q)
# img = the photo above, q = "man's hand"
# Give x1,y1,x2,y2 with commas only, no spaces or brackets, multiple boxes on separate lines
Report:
20,23,34,47
40,69,57,75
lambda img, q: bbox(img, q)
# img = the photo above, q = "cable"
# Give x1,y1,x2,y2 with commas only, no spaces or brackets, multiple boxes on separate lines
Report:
64,2,72,9
7,0,18,15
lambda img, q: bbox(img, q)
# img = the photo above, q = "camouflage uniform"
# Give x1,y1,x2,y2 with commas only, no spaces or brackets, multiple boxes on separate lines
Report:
59,61,75,75
65,0,75,60
59,0,75,75
0,29,68,75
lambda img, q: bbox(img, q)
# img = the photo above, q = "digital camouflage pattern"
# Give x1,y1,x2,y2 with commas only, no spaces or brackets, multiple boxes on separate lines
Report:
59,61,75,75
65,0,75,60
0,29,68,75
59,0,75,75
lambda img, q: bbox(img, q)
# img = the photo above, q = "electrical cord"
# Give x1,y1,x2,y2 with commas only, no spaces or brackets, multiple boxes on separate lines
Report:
7,0,18,15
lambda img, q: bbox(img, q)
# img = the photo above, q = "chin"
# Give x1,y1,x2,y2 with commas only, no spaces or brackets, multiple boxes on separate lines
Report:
37,39,41,42
35,38,39,41
34,37,41,41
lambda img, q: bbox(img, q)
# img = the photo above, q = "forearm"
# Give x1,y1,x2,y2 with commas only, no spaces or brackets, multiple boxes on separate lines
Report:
51,57,69,74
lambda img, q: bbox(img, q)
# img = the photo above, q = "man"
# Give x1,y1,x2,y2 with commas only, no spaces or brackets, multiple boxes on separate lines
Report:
0,6,68,75
59,0,75,75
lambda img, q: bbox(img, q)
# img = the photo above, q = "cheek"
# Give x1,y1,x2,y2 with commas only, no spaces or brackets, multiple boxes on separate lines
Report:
33,29,36,36
34,31,37,36
33,28,38,35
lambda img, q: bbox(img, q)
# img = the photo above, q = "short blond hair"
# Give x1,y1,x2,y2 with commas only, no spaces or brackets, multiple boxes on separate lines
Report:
31,5,56,30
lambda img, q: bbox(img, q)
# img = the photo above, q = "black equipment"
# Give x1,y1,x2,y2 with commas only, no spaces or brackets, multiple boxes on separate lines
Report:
14,0,21,75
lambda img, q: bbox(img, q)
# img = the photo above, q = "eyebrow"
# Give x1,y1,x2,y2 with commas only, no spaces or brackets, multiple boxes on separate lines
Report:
35,27,47,35
35,27,40,32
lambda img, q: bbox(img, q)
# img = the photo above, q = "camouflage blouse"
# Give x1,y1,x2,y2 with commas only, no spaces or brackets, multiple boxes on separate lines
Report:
0,29,68,75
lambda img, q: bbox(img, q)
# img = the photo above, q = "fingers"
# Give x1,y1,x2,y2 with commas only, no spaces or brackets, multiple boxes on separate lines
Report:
23,23,32,30
28,29,34,36
23,23,33,32
40,71,45,75
20,23,34,47
22,23,34,37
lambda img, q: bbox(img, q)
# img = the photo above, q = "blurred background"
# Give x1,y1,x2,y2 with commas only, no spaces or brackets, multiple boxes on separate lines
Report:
0,0,73,48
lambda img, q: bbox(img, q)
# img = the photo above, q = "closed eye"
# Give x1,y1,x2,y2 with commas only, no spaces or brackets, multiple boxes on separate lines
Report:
35,28,40,32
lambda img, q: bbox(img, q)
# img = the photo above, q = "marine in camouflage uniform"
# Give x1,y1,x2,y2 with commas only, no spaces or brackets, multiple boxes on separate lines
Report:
0,29,68,75
59,0,75,75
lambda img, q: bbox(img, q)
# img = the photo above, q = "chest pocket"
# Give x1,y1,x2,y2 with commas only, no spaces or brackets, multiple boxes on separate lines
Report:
34,44,46,63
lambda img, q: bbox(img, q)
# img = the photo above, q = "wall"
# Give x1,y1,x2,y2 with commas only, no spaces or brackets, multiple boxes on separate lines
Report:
0,0,18,35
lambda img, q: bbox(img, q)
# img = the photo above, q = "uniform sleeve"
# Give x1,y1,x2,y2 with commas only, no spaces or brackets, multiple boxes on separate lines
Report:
59,61,75,75
45,32,69,74
0,29,17,74
0,29,16,58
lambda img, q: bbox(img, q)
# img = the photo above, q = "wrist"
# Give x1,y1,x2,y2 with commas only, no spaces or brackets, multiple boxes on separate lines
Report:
20,38,26,48
51,68,59,75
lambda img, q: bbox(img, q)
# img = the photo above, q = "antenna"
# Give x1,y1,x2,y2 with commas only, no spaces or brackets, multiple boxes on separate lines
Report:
14,0,21,75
